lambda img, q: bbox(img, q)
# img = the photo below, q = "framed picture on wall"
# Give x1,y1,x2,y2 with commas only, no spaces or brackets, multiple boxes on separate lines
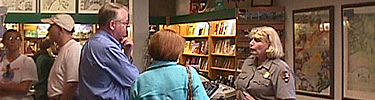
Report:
342,2,375,99
251,0,273,7
40,0,76,13
0,0,37,13
78,0,115,14
293,6,334,98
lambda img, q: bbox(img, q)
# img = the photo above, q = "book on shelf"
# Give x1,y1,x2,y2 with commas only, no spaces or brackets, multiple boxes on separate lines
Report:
184,40,208,55
188,25,196,36
214,20,236,36
184,41,191,54
194,22,209,36
186,57,208,71
214,57,235,69
214,39,235,55
187,22,209,36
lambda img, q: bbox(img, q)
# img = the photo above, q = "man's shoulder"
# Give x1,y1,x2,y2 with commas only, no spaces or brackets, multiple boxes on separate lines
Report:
65,40,83,52
89,32,116,45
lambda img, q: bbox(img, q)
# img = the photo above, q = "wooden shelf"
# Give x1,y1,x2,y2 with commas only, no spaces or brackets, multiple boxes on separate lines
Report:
211,67,236,72
183,53,209,57
183,35,209,38
211,35,236,38
200,70,209,72
211,53,235,57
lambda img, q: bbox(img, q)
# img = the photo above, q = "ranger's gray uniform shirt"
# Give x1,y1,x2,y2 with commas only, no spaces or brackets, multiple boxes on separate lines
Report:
235,56,296,100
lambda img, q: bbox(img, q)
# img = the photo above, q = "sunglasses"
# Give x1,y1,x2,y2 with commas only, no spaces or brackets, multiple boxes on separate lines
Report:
4,37,21,41
2,64,11,78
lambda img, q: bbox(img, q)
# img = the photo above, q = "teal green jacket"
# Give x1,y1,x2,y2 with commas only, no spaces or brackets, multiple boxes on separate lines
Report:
131,61,209,100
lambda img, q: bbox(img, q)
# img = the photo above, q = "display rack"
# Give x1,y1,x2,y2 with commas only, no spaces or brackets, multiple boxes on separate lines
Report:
161,7,285,80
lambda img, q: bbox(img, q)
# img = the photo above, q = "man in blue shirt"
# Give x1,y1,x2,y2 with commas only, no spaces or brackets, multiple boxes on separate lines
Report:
79,3,140,100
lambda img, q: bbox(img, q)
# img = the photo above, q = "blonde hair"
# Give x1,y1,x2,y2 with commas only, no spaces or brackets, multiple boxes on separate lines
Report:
98,3,128,27
148,30,185,61
249,26,284,58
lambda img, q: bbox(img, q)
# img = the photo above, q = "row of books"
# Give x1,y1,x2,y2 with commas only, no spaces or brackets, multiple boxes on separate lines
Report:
186,57,208,71
6,23,94,39
213,20,236,36
214,39,235,55
184,40,208,55
214,57,235,69
186,22,210,36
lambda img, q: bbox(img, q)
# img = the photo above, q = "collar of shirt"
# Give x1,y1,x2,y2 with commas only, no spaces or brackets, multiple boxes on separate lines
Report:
146,61,178,71
57,40,76,54
257,59,274,70
98,30,122,48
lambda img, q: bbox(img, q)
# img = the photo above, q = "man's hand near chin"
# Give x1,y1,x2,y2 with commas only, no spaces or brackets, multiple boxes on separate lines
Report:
121,37,134,58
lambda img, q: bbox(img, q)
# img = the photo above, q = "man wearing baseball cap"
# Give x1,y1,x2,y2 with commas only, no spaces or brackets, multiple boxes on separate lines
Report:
41,14,82,100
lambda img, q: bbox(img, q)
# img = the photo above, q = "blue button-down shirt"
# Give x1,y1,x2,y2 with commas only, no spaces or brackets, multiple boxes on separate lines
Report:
79,30,140,100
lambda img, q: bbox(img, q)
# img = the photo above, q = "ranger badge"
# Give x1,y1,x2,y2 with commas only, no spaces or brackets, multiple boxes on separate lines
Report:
281,71,290,83
263,72,271,79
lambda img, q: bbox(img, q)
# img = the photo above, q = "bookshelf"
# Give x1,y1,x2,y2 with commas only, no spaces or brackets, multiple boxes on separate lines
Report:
2,14,98,56
160,7,285,79
2,23,96,56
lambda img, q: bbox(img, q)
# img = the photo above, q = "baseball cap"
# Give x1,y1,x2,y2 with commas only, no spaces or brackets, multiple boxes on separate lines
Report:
41,14,75,31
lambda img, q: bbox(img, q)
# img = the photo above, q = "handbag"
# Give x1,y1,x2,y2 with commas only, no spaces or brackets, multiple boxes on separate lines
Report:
186,66,194,100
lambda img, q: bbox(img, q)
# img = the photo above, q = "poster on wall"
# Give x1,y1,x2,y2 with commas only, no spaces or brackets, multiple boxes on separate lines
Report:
343,2,375,99
293,6,334,98
0,0,36,13
40,0,76,13
78,0,115,14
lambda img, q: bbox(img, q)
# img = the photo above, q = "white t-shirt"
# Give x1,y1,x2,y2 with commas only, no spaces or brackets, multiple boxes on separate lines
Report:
0,55,38,100
48,40,82,97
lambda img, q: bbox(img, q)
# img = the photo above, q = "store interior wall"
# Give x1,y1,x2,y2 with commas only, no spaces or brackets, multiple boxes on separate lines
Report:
275,0,375,99
149,0,176,16
117,0,129,6
130,0,149,72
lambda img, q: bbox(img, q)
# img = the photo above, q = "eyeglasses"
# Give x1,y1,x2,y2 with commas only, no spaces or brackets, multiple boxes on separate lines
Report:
4,36,21,41
114,20,130,27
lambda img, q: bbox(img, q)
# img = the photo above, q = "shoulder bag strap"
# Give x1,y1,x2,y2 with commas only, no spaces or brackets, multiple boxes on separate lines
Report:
186,66,194,100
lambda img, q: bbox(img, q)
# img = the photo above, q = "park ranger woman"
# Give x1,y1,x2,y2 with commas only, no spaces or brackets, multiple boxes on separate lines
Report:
235,26,296,100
